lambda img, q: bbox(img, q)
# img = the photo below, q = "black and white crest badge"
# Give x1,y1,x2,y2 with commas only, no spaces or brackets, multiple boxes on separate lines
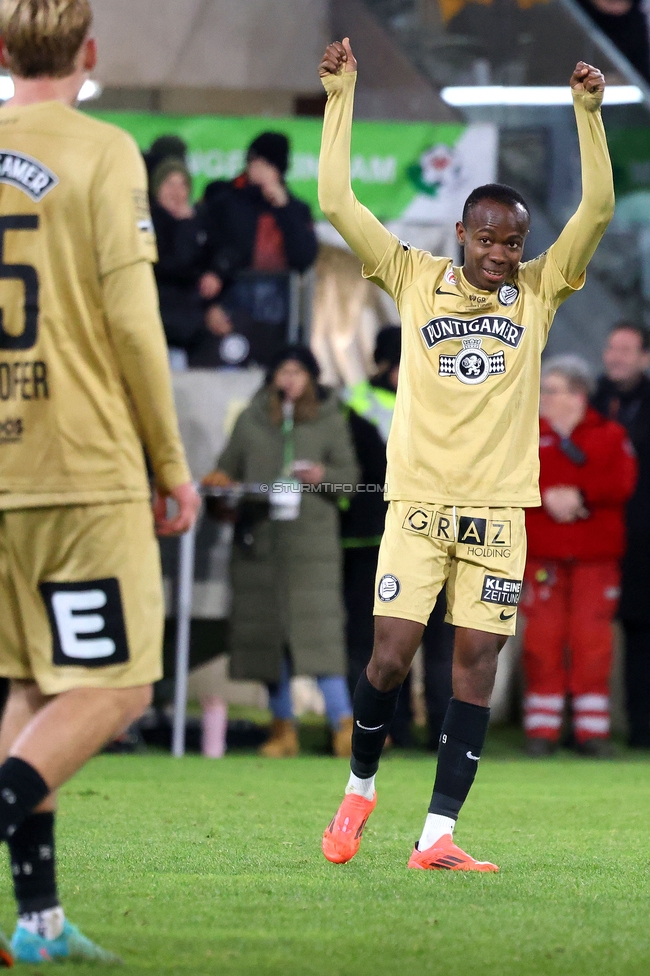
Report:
439,337,506,385
0,151,58,201
498,283,519,307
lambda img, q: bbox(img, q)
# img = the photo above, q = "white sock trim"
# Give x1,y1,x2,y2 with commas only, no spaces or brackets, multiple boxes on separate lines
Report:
418,813,456,851
345,771,375,800
18,906,64,941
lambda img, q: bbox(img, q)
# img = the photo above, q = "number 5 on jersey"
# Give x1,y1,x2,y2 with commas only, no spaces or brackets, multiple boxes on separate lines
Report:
0,214,39,350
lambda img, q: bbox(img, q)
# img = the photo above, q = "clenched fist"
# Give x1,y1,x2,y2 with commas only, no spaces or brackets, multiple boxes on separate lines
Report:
570,61,605,111
319,37,357,79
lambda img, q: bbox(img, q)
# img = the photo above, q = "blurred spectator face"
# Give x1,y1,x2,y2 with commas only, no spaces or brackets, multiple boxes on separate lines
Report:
389,364,399,390
590,0,632,13
541,372,587,435
156,171,191,218
603,328,650,386
273,360,310,402
247,156,282,190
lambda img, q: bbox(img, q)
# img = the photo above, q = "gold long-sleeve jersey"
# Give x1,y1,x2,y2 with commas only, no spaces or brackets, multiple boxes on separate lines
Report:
0,99,190,510
319,71,614,508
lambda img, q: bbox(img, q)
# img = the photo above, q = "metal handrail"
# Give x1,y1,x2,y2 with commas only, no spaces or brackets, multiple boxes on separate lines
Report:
171,484,269,757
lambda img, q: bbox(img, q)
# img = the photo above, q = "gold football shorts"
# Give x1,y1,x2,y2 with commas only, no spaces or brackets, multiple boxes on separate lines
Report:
374,501,526,636
0,500,164,694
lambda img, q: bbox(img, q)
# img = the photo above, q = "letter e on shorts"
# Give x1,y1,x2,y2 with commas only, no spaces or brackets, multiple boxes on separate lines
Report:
40,578,129,668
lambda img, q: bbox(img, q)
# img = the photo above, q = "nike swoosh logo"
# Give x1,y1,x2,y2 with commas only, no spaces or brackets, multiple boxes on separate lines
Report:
466,751,480,762
436,287,457,296
500,609,516,620
355,720,384,732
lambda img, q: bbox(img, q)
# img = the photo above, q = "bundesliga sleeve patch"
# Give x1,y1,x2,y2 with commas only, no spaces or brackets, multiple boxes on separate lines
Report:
133,188,154,235
480,575,522,606
0,151,58,201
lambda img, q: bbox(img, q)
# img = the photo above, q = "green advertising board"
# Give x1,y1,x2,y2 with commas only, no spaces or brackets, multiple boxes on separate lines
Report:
608,129,650,197
91,111,465,221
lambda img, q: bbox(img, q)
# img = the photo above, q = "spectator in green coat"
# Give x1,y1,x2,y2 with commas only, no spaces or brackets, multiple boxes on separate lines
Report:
203,345,359,757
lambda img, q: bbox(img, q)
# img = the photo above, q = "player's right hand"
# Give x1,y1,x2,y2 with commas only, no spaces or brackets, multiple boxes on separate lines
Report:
153,481,201,536
319,38,357,78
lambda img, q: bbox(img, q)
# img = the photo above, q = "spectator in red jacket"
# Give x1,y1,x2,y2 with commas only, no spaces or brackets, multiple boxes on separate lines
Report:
522,355,637,758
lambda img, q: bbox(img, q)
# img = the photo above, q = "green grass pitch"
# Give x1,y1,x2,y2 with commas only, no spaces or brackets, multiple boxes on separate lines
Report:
5,732,650,975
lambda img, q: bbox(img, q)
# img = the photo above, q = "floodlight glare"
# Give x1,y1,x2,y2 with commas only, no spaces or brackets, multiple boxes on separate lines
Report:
0,77,102,101
441,85,643,106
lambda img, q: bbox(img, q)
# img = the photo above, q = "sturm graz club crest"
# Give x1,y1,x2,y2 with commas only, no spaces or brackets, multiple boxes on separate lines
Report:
439,337,506,385
498,283,519,307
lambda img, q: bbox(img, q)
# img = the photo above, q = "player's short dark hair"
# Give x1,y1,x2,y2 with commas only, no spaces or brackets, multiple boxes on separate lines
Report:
462,183,531,227
609,320,650,352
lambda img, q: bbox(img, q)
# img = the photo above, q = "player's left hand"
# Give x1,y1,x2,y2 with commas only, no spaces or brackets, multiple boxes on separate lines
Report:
319,38,357,79
153,481,201,536
570,62,605,96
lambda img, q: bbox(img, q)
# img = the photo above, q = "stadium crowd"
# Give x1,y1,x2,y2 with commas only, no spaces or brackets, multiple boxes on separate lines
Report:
146,131,318,370
143,132,650,761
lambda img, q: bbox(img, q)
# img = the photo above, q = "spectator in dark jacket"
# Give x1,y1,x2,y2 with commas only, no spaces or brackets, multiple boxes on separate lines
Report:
150,158,221,362
576,0,650,81
200,131,319,285
593,322,650,746
198,133,319,368
522,356,637,758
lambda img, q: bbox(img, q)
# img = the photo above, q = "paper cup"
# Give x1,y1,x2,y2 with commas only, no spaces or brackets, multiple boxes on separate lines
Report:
270,479,302,520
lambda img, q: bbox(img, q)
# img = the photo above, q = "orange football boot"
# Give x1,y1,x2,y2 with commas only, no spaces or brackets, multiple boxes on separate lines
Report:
408,833,499,872
322,791,377,863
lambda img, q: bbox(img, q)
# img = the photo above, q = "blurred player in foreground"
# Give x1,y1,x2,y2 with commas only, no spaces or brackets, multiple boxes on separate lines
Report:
0,0,199,962
319,39,614,872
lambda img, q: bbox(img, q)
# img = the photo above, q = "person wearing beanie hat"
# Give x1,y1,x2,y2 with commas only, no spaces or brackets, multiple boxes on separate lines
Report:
266,343,322,387
373,324,401,368
202,346,359,758
247,131,290,176
143,134,188,182
198,129,318,290
150,156,192,204
150,157,221,357
197,134,318,366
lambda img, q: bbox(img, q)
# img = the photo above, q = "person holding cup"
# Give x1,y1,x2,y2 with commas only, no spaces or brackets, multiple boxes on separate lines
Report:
202,345,359,756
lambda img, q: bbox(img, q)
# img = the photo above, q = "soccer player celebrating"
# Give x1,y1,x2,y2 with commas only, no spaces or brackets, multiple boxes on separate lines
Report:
319,40,613,872
0,0,199,962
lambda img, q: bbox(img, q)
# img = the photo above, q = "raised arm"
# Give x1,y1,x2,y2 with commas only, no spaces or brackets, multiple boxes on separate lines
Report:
318,39,392,269
549,62,615,286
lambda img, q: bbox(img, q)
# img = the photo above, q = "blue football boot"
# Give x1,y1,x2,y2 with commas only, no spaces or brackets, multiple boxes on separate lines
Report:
11,919,121,964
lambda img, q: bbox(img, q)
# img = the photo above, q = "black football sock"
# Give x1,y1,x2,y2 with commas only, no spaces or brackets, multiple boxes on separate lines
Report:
8,812,59,914
350,669,401,779
0,758,50,841
428,698,490,820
